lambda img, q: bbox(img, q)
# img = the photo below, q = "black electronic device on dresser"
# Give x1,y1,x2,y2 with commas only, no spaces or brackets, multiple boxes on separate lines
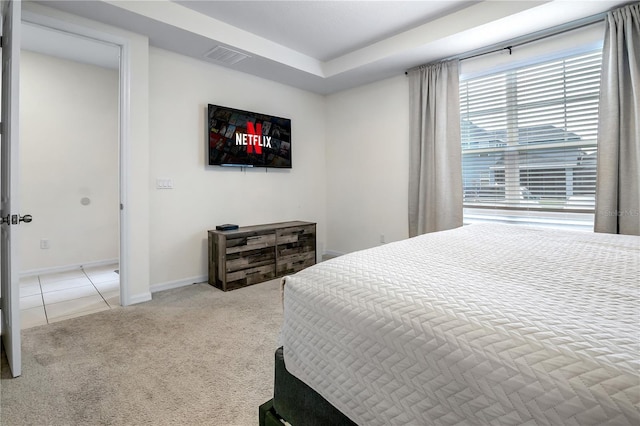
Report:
216,224,238,231
207,221,316,291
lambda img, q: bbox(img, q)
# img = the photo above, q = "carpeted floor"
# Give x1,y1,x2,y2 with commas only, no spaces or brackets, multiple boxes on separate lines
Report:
1,279,284,425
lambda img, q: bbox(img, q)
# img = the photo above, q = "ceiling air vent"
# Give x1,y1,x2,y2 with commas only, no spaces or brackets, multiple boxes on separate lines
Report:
204,46,250,65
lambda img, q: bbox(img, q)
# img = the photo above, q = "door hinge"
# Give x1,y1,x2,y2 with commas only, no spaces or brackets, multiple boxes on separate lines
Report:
120,203,124,210
0,36,3,48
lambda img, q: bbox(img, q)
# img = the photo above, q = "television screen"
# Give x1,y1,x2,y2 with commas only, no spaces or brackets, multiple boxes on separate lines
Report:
208,104,292,168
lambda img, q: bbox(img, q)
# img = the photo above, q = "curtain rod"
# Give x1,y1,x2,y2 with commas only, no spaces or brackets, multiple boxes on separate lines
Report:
405,11,607,75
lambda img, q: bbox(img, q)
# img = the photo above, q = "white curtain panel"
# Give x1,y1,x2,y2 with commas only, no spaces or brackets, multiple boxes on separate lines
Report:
595,3,640,235
408,60,463,237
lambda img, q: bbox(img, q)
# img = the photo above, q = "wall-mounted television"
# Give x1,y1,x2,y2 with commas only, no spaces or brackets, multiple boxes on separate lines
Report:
208,104,292,168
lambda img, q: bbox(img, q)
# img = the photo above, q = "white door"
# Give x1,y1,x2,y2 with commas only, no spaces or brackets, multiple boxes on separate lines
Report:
1,0,22,378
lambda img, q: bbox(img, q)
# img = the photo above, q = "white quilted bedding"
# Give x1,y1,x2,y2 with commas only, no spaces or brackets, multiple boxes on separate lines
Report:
280,224,640,425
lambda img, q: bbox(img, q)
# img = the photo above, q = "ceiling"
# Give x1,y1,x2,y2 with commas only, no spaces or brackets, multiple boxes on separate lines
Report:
174,1,477,61
27,0,632,94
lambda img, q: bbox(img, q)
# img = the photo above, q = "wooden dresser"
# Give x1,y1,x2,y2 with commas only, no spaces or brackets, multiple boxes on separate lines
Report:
208,221,316,291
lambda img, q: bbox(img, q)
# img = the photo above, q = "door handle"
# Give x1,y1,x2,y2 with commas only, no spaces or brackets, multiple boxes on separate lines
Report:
0,214,33,225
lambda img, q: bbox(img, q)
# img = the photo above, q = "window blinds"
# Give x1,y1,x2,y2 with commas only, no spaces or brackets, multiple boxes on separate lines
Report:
460,50,601,219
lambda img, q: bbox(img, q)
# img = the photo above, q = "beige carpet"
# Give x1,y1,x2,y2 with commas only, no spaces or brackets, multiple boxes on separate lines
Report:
1,279,283,425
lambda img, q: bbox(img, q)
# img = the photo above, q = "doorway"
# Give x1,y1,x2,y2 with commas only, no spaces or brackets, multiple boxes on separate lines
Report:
18,22,121,328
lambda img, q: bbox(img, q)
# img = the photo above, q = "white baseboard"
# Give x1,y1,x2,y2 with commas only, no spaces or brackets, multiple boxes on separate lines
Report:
150,275,208,294
127,291,152,306
20,258,119,278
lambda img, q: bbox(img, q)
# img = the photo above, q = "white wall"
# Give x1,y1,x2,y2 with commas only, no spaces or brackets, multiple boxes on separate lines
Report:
20,3,406,296
325,75,410,254
148,48,327,288
19,50,119,273
21,3,327,299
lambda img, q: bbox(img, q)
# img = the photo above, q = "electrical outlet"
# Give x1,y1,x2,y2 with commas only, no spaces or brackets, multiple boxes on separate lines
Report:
40,239,50,249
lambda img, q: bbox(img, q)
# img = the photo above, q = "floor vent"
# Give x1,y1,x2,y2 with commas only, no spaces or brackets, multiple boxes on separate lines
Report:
204,46,250,65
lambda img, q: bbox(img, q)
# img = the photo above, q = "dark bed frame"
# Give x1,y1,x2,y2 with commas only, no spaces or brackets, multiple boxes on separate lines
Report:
259,347,357,426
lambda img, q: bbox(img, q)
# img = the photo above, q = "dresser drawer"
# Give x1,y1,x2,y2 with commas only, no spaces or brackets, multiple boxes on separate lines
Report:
226,233,276,254
277,251,316,275
225,247,276,273
276,225,315,244
226,264,276,290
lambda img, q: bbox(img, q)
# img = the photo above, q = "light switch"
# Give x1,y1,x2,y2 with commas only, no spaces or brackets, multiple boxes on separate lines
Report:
156,178,174,189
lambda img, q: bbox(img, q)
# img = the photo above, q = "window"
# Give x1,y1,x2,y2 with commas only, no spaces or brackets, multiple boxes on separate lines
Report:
460,49,602,229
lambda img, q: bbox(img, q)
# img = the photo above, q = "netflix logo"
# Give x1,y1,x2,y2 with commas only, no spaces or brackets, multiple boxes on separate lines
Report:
235,122,272,154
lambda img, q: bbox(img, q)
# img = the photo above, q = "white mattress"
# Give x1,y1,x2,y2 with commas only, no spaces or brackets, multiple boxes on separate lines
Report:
280,224,640,425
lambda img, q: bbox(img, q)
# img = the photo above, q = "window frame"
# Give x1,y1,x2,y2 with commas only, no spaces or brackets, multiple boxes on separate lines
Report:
459,48,602,230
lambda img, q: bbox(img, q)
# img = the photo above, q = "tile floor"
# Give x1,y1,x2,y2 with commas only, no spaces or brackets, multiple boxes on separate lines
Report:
19,263,120,329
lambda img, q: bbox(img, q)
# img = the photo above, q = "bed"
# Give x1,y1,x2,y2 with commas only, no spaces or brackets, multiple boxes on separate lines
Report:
262,223,639,425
